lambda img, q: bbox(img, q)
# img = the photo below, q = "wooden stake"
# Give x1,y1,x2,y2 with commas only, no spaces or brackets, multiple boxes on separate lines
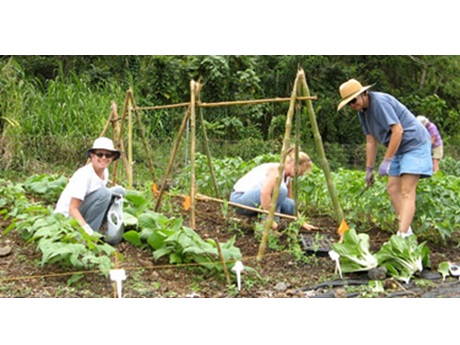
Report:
215,239,231,285
130,94,156,183
113,250,119,298
196,193,319,230
257,71,302,262
196,85,220,199
190,80,197,229
298,70,344,225
154,108,191,212
110,101,130,186
133,96,317,111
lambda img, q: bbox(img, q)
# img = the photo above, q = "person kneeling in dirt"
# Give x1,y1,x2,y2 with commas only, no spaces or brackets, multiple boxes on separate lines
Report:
229,147,313,231
55,137,125,236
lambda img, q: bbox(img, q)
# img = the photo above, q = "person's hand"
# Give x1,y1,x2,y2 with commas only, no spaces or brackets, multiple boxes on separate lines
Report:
82,224,94,236
365,166,375,187
378,158,392,177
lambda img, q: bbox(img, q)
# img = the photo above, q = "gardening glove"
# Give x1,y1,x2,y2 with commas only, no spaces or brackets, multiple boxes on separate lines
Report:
378,158,392,177
82,223,94,236
365,166,375,187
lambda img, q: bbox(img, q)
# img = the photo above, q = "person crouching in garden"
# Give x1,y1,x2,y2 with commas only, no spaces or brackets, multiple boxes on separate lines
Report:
416,115,444,173
229,147,313,231
337,78,433,238
55,137,125,236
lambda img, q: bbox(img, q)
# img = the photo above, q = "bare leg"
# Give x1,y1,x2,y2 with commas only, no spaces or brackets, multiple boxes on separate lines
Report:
433,158,439,173
387,174,420,234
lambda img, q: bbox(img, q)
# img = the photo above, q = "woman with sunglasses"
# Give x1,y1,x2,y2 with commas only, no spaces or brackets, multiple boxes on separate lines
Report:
337,79,432,238
55,137,125,236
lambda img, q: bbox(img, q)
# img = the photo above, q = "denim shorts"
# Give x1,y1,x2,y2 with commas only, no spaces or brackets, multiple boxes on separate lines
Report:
389,141,433,178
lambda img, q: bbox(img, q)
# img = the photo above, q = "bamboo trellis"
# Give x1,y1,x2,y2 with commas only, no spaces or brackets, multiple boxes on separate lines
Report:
107,68,343,261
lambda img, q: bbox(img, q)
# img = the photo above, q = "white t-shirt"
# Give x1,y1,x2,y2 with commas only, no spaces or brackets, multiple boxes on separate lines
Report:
55,163,108,217
233,163,289,192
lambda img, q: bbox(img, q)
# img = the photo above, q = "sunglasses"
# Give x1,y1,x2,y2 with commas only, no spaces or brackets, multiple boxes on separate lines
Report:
348,97,358,105
93,151,114,159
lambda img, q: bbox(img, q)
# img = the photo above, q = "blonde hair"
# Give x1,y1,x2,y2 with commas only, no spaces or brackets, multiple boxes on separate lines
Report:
286,146,313,174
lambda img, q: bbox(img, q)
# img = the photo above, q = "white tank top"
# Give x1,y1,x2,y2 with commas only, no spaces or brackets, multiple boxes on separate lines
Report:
233,163,289,192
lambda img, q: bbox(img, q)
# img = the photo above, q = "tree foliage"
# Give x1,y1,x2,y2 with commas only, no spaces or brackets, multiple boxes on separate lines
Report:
2,55,460,171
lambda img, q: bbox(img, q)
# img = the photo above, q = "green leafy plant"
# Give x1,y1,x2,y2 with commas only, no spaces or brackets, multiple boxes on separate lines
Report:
375,235,431,284
23,173,67,203
123,209,243,274
331,228,378,273
437,261,451,281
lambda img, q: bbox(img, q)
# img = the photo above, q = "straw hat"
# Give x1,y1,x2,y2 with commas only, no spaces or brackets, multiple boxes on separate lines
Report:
337,79,374,111
86,137,121,160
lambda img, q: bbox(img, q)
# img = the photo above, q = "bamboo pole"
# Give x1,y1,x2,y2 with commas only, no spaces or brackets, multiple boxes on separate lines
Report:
215,239,231,285
127,91,134,189
294,101,301,215
110,101,131,186
130,95,156,183
196,193,318,230
257,72,302,261
114,90,132,188
298,69,344,224
190,80,197,229
196,83,220,199
154,107,191,212
133,96,317,111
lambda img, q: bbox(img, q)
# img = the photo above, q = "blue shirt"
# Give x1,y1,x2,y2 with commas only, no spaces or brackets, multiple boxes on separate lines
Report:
358,92,430,154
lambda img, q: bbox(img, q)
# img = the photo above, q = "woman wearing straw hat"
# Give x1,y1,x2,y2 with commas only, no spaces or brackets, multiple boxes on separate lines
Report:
337,79,432,238
416,115,444,173
55,137,125,236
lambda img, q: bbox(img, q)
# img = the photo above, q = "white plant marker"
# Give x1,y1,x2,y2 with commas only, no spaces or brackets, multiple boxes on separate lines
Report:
328,250,342,279
231,261,245,291
110,269,127,298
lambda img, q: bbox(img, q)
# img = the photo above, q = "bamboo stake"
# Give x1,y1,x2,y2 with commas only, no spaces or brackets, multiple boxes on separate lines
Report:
298,69,344,224
133,96,317,111
127,91,134,189
114,91,132,187
130,95,156,182
196,193,319,230
294,101,301,215
190,80,197,229
215,239,231,285
196,83,220,199
154,107,191,212
110,101,130,186
198,96,317,108
257,72,302,262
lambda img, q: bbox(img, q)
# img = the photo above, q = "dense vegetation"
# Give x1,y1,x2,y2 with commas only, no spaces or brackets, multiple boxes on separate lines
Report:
1,55,460,179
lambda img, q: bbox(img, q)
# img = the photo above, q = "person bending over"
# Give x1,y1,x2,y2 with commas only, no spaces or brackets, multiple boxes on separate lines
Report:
229,147,313,231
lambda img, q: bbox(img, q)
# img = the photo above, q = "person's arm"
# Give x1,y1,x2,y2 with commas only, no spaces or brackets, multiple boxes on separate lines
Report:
69,197,93,234
384,123,403,159
287,178,292,198
366,134,379,168
260,167,278,211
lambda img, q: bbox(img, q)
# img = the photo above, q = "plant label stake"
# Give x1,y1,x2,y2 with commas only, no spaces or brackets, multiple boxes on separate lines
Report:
231,261,244,291
328,250,342,279
110,269,127,298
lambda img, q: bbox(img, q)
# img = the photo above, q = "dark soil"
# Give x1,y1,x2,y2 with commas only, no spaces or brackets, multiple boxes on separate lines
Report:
1,198,460,298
